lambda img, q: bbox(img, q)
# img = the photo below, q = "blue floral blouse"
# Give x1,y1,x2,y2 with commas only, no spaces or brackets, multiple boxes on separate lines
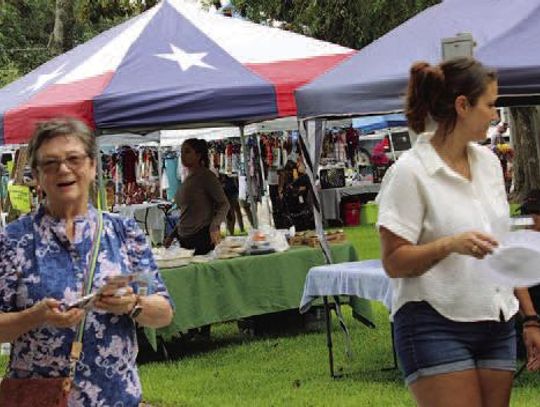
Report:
0,205,171,406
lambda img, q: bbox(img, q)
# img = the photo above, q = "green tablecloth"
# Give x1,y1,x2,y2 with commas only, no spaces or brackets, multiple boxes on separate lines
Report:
148,242,372,347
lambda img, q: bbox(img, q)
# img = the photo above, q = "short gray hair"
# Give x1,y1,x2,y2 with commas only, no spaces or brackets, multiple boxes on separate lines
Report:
28,118,96,169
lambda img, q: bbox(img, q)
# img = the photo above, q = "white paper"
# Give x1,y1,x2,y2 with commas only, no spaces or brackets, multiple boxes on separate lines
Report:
486,230,540,287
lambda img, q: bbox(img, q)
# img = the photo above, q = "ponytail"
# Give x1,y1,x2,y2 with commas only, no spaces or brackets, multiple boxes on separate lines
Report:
405,62,445,134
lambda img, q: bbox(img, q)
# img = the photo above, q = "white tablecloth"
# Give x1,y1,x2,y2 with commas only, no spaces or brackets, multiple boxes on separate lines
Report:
115,202,167,231
299,259,392,313
319,184,381,220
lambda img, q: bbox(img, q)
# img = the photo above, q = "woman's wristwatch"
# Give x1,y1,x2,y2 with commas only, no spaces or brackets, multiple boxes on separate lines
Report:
129,296,143,319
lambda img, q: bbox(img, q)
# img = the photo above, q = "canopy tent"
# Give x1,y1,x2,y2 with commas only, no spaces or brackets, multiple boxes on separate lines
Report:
0,0,353,146
295,0,540,120
352,113,406,133
98,117,353,146
97,128,239,147
292,0,540,280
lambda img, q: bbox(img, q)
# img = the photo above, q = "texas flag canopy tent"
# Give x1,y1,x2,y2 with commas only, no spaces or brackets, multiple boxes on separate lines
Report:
0,0,353,145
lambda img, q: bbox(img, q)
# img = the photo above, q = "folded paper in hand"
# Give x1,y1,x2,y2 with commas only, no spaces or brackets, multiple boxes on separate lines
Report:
486,230,540,287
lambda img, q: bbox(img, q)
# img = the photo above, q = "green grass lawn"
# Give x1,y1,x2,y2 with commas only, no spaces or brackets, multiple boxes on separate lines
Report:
136,225,540,406
2,225,539,405
140,303,412,407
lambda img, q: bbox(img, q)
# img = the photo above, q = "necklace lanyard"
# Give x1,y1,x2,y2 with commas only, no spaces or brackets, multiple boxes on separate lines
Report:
69,210,103,379
75,210,103,343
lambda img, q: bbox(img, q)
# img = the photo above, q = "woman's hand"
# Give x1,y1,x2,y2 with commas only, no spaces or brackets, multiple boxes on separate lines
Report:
33,299,85,329
523,325,540,371
210,229,221,246
448,231,498,259
163,234,174,248
94,285,138,316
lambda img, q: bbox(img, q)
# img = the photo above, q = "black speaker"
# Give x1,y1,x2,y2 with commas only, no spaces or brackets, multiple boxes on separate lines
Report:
320,168,345,189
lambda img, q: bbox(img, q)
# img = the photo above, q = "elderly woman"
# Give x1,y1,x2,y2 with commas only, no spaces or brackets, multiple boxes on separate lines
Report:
0,118,173,406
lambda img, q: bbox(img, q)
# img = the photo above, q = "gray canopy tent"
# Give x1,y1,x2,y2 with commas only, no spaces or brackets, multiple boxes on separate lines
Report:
294,0,540,377
296,0,540,264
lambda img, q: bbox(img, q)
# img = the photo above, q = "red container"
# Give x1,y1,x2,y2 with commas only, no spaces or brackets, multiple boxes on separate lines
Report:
343,201,361,226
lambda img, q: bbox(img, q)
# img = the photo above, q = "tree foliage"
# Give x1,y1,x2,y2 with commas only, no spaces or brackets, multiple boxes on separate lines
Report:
0,0,158,87
75,0,159,43
0,0,54,86
230,0,440,49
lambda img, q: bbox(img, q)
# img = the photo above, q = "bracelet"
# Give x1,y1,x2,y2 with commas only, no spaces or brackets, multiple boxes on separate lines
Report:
522,314,540,324
523,323,540,331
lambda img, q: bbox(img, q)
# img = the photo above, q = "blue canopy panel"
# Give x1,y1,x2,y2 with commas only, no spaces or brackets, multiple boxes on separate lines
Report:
295,0,540,119
476,4,540,105
94,1,277,131
352,113,406,132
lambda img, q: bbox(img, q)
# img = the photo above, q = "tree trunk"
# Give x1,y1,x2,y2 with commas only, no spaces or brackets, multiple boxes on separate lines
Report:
509,106,540,202
49,0,74,54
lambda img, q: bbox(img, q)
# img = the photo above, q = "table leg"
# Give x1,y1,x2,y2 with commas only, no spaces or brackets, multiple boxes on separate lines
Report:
323,296,336,378
514,361,527,379
382,321,398,371
144,208,150,235
390,322,398,369
323,296,355,379
333,296,354,360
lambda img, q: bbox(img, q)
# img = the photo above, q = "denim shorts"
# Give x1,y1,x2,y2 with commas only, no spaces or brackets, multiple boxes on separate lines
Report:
393,301,516,385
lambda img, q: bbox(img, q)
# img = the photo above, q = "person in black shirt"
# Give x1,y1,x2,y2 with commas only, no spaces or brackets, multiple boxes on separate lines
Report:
283,160,314,231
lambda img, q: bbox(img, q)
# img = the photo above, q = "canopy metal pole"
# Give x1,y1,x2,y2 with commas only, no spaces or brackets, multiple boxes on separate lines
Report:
240,125,258,229
300,118,356,378
256,133,273,227
157,146,163,199
114,148,120,207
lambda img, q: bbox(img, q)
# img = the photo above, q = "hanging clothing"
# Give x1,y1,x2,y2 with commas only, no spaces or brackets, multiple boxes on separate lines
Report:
121,147,138,184
164,157,179,201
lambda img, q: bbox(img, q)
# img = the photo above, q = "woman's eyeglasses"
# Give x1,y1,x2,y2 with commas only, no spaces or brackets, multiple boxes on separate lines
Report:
37,153,89,174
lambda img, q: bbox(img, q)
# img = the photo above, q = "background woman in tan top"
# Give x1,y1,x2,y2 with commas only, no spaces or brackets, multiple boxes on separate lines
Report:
164,138,229,254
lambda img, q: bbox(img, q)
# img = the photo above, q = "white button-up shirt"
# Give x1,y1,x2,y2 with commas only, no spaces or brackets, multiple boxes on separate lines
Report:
377,132,518,321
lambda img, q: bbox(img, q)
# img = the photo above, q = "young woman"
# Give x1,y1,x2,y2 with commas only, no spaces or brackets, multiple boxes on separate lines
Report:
378,58,540,407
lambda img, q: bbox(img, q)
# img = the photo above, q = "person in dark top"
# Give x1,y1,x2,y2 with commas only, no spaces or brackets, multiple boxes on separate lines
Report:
283,160,314,231
164,138,229,255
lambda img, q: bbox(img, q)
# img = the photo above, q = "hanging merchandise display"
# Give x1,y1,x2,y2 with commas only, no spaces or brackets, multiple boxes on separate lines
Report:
101,145,163,207
163,150,180,201
249,131,315,232
207,139,243,175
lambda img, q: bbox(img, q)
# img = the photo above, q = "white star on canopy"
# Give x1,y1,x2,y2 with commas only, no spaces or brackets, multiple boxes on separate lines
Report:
21,63,66,94
156,44,216,71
